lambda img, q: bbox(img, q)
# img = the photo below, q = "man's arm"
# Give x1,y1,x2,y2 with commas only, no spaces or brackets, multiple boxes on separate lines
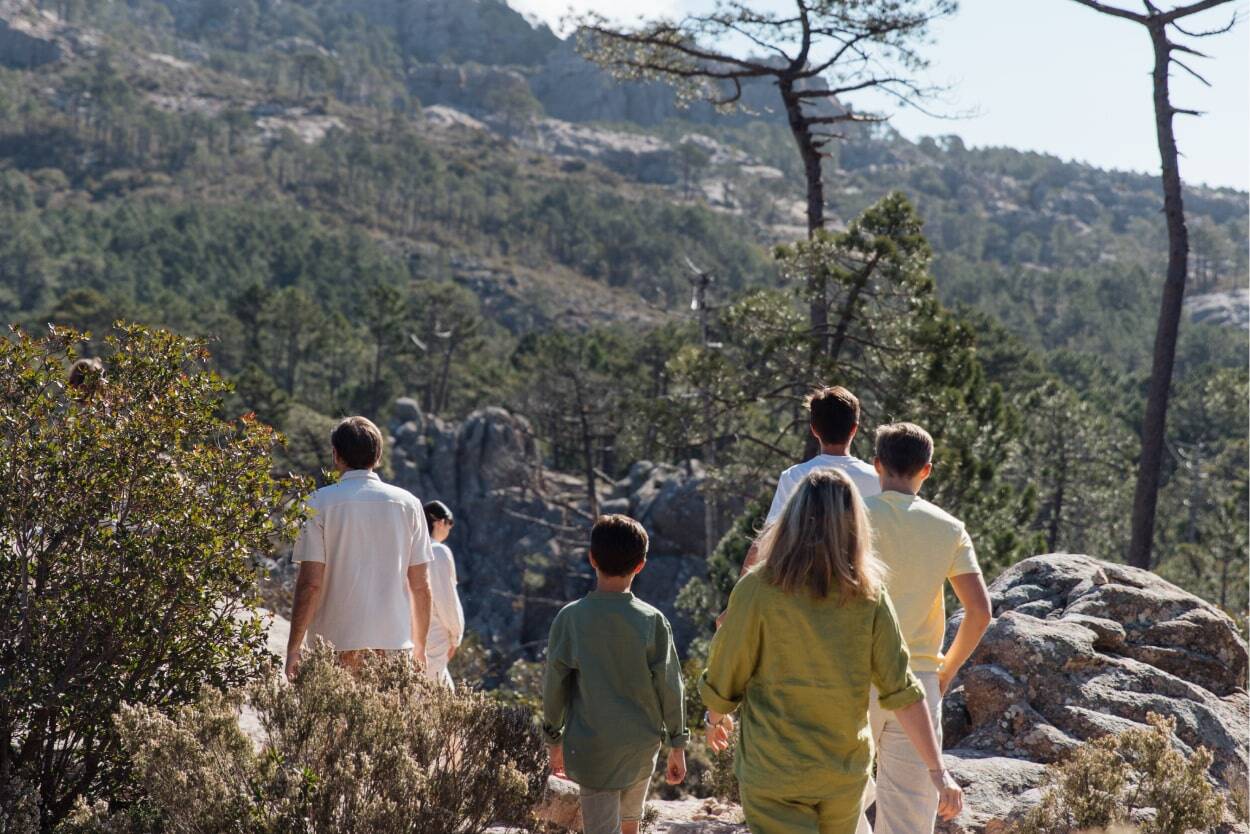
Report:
939,572,992,694
286,561,325,680
407,562,432,663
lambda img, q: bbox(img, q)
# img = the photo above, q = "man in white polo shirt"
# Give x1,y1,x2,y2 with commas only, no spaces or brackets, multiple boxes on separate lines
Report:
285,416,434,678
739,385,879,575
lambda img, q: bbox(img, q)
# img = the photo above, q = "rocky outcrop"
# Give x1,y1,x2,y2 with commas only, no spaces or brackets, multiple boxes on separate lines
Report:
0,0,82,69
386,403,712,658
937,554,1249,833
407,62,533,114
0,14,60,68
1186,288,1249,330
518,120,752,185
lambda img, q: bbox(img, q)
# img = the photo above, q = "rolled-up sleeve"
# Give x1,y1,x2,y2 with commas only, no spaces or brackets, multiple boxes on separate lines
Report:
541,611,573,744
651,616,690,748
948,526,981,578
292,501,325,563
699,575,761,715
872,590,925,711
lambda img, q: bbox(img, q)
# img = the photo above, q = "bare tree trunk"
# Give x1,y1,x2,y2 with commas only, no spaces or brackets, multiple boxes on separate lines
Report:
781,82,828,333
1127,20,1190,570
573,378,599,518
781,82,828,462
1047,452,1067,553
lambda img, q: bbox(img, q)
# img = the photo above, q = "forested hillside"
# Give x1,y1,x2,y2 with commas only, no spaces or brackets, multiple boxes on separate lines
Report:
0,0,1245,621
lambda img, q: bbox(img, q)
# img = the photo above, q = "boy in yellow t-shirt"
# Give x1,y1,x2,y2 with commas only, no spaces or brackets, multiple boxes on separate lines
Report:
856,423,992,834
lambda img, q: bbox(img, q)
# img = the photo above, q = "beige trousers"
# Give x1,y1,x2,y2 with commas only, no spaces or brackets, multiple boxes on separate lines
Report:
855,671,942,834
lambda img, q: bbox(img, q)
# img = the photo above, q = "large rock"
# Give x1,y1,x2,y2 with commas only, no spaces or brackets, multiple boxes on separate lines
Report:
937,554,1249,833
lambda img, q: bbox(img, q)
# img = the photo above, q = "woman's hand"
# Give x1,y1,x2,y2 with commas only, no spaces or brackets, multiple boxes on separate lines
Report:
705,712,735,753
928,768,964,820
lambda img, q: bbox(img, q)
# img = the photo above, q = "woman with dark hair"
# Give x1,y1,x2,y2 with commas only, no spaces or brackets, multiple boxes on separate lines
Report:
422,500,465,689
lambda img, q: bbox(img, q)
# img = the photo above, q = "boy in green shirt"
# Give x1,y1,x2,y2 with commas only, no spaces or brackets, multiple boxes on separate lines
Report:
542,515,689,834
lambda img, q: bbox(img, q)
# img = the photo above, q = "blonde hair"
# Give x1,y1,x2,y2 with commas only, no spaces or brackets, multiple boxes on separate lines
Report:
757,468,883,602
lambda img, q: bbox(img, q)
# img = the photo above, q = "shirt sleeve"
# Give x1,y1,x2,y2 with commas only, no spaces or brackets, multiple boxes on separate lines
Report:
292,501,325,563
699,574,762,715
764,472,791,526
430,548,465,646
948,526,981,578
409,501,434,566
650,615,690,748
541,611,574,745
871,590,925,711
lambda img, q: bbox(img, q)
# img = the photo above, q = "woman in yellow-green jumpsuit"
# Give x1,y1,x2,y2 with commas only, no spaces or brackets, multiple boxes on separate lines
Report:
700,469,963,834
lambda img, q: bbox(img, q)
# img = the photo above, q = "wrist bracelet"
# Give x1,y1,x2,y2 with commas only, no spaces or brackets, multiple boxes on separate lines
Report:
703,710,727,728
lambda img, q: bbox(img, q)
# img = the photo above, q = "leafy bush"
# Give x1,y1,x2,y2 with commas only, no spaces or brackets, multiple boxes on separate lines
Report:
64,645,548,834
0,325,307,831
1012,713,1226,834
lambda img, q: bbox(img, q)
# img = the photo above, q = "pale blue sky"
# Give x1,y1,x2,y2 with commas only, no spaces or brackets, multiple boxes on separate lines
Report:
514,0,1249,191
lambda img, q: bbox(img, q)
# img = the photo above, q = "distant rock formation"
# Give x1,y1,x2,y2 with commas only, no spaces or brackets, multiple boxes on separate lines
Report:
1185,288,1249,330
386,401,711,658
0,0,72,68
938,554,1249,833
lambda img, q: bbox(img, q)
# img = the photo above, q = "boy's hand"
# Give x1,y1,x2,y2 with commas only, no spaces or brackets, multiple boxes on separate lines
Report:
665,748,686,785
705,713,734,753
548,744,567,779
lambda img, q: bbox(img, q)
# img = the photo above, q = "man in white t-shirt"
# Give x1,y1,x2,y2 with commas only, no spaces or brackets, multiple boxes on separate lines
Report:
285,416,434,678
740,386,878,575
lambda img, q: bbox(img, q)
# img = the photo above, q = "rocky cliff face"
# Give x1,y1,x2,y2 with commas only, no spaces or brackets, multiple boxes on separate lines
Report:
938,554,1249,833
0,0,84,69
385,401,710,658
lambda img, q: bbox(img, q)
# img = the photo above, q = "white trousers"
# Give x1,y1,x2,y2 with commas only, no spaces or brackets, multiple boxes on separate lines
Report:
856,671,942,834
425,650,454,691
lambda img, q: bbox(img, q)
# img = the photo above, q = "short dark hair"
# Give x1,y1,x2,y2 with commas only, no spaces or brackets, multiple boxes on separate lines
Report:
806,386,859,446
875,422,934,477
589,514,649,577
68,357,104,391
424,500,453,528
331,416,383,470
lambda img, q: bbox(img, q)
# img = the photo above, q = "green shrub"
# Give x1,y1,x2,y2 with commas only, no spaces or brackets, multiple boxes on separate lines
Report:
0,325,308,831
64,644,548,834
1012,713,1226,834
